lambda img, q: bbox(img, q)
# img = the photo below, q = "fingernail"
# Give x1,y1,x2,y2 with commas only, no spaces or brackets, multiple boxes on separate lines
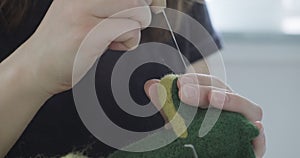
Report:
148,83,158,102
182,85,197,98
181,84,200,106
179,77,194,86
149,83,166,109
144,80,159,97
210,90,227,108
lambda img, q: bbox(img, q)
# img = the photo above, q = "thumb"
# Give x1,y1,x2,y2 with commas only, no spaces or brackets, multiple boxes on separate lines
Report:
144,79,161,109
144,79,171,129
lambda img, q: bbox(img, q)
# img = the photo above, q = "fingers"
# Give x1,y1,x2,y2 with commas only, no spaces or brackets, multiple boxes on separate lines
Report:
151,0,167,8
89,0,151,16
178,73,233,92
150,0,167,14
110,6,152,29
144,79,171,129
145,74,263,125
144,79,161,110
178,84,262,122
73,18,142,83
84,18,142,54
108,29,141,51
208,91,263,122
90,0,152,28
253,122,266,158
145,76,265,157
178,84,206,107
177,73,262,122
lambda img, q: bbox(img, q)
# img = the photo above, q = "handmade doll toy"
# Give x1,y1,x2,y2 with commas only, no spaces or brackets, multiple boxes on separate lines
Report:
107,74,259,158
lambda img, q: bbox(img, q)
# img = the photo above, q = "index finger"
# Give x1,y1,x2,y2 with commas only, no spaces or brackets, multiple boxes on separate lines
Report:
89,0,152,28
178,73,233,92
253,122,266,158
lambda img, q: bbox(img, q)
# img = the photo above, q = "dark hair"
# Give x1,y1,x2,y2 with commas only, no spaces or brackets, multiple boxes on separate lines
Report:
0,0,32,29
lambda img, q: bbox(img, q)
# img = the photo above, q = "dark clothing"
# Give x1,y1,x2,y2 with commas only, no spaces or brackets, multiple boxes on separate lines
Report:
1,1,221,157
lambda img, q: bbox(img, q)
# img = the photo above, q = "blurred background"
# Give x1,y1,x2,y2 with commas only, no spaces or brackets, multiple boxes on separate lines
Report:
207,0,300,157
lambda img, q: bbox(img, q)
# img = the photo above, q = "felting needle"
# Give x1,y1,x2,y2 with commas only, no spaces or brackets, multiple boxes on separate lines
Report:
161,10,188,69
184,144,199,158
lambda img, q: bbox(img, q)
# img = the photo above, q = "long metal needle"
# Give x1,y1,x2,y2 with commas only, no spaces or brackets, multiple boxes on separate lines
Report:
162,10,188,69
162,9,198,158
184,144,199,158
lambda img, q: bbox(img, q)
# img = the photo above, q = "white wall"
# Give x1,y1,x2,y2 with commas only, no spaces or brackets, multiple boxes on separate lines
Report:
207,0,300,34
220,34,300,158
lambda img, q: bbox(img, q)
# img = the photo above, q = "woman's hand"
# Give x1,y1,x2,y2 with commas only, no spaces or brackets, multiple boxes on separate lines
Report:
12,0,166,96
144,73,266,158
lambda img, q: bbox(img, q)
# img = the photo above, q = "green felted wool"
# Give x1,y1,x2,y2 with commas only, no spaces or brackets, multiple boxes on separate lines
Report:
108,74,259,158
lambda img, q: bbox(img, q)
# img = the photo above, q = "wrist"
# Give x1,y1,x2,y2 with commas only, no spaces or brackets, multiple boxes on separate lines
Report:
1,41,53,101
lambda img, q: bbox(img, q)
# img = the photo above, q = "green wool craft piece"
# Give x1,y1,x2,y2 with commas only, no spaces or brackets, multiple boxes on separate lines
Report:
108,74,259,158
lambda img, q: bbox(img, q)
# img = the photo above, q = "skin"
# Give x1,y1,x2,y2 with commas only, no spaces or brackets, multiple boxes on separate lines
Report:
0,0,265,157
144,56,266,158
0,0,165,157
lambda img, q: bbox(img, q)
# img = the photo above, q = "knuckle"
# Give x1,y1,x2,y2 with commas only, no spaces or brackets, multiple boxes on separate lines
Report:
229,93,242,104
210,75,219,81
212,76,225,86
195,74,205,84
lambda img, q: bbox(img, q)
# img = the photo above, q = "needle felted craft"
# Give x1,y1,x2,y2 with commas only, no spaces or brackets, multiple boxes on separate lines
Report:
108,74,259,158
